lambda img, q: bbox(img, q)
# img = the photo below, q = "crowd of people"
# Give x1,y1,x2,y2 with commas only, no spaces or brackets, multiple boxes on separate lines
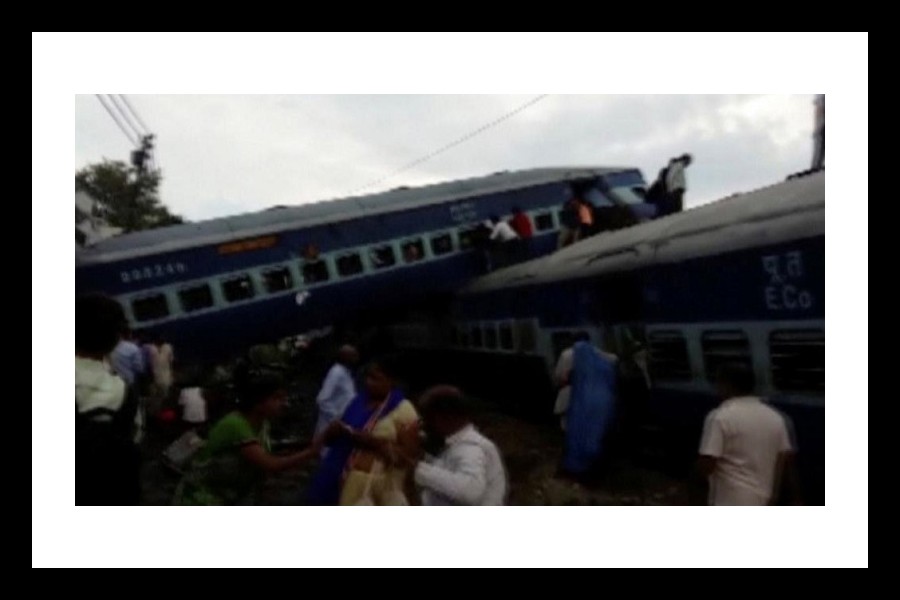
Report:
75,294,510,506
549,331,801,505
77,254,801,507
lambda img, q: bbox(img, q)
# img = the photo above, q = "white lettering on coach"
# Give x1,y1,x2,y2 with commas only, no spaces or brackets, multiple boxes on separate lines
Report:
763,252,813,312
120,262,187,284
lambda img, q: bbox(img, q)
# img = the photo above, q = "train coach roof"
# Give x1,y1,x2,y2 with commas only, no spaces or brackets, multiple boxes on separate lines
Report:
76,166,634,264
461,170,825,294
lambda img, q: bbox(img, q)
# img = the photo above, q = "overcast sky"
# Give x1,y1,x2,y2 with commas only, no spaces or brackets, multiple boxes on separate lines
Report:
75,94,815,222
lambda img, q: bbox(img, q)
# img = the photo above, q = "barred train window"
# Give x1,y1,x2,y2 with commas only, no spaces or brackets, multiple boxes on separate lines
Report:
132,294,169,322
499,323,514,350
485,325,498,350
551,331,576,363
263,267,293,293
516,320,537,353
222,275,255,303
534,212,555,231
702,330,752,381
337,253,364,277
302,260,329,284
179,284,213,313
458,226,483,250
471,325,483,348
431,234,454,256
648,330,691,381
770,330,825,394
458,327,470,348
402,239,425,263
370,246,396,270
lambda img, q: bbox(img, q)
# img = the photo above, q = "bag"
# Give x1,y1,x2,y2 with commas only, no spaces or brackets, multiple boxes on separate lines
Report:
162,429,206,474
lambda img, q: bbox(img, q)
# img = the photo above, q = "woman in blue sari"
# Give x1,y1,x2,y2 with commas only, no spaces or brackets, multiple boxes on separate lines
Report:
562,341,618,477
307,357,419,505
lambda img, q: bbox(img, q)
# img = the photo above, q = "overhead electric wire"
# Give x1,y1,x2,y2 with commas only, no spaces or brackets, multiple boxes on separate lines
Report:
95,94,137,146
118,94,152,135
346,94,549,196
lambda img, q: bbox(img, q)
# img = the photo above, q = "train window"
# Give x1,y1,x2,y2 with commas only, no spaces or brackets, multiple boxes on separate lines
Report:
499,323,514,351
648,331,691,381
458,226,483,250
337,253,364,277
402,239,425,263
534,212,555,231
178,284,213,313
458,327,470,348
551,331,576,362
132,294,169,322
302,259,330,284
370,246,396,270
263,267,293,293
471,325,483,348
485,325,498,350
770,330,824,394
701,330,752,381
516,320,537,353
222,275,255,303
431,233,454,256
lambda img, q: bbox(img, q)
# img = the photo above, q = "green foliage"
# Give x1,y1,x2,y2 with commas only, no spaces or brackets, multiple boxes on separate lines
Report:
75,160,184,232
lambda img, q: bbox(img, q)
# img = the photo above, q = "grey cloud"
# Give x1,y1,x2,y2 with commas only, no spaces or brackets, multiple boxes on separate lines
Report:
75,94,815,221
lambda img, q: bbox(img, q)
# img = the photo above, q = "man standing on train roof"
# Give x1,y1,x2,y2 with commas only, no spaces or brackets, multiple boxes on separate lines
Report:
697,363,801,506
664,154,692,215
812,94,824,170
314,345,360,440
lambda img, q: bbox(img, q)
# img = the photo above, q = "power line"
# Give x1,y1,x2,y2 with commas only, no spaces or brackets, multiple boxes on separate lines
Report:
95,94,137,146
107,94,144,139
118,95,152,135
346,94,549,196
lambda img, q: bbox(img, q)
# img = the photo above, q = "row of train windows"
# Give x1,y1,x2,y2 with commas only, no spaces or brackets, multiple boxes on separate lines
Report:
451,322,537,354
132,266,307,321
128,213,560,323
130,237,453,321
648,329,824,394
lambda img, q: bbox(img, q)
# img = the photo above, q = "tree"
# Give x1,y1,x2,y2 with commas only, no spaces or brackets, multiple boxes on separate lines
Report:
75,160,184,233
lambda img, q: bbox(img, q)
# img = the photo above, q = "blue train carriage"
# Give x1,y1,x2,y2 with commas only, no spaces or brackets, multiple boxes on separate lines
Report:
450,171,824,503
75,166,650,363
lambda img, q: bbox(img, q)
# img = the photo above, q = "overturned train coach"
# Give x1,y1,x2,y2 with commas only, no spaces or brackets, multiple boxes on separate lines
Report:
75,166,653,363
445,171,825,504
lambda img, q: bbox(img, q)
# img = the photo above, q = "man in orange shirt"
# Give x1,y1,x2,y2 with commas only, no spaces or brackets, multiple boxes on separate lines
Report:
577,198,594,239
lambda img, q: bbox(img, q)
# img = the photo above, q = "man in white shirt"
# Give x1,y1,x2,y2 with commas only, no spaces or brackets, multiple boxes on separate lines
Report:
76,294,141,505
697,363,799,506
314,345,359,437
665,154,692,214
488,215,519,242
406,385,508,506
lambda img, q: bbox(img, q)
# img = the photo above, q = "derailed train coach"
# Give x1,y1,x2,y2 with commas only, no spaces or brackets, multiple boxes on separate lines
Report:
448,171,825,504
75,166,653,363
